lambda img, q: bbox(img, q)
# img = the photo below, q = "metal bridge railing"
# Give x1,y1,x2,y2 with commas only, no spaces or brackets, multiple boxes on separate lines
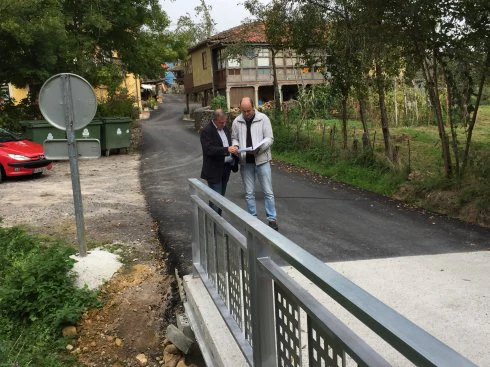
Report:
189,178,476,367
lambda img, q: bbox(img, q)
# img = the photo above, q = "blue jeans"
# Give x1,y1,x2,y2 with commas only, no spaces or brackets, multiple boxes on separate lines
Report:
207,165,231,215
240,162,277,221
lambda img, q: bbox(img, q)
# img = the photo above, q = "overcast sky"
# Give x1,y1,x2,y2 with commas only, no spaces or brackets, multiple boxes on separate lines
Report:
160,0,266,32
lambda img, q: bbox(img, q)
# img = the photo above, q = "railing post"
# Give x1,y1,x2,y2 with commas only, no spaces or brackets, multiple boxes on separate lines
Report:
248,231,277,367
190,184,200,278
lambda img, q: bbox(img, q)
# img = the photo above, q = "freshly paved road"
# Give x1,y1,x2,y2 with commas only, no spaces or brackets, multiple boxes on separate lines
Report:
140,95,489,274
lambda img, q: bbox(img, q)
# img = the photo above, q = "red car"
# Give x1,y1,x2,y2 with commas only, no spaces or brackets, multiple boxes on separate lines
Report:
0,128,53,182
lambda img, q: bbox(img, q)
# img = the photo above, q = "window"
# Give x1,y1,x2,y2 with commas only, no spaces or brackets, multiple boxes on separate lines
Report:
257,48,270,67
244,48,256,59
284,49,297,66
216,49,224,70
242,57,255,68
202,51,207,70
274,55,284,67
228,69,241,75
227,58,240,68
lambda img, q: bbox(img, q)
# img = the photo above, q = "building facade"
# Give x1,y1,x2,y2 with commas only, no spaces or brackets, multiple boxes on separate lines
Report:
184,23,326,110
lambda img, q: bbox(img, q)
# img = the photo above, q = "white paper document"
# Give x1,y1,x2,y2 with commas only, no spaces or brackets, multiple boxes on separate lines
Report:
238,138,268,153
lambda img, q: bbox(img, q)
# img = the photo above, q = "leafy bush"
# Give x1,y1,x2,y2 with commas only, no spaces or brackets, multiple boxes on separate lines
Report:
97,90,138,119
0,227,99,366
0,96,42,132
148,96,157,109
210,95,227,112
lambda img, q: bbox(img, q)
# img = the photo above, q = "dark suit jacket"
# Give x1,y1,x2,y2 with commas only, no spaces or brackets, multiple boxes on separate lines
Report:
200,121,237,183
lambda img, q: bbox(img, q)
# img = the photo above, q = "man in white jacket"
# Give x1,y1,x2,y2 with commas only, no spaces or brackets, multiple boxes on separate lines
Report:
231,97,278,230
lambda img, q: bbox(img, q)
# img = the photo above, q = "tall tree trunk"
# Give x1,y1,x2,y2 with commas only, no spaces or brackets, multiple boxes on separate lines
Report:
422,52,452,178
459,74,471,128
462,51,490,174
271,48,281,112
393,77,398,126
341,96,348,149
443,70,460,177
358,96,370,143
413,83,419,125
375,61,393,160
402,80,408,125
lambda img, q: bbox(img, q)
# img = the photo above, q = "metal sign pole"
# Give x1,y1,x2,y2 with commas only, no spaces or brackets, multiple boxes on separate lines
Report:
62,74,87,257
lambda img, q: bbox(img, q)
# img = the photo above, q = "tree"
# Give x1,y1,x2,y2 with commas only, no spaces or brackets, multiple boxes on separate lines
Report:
174,0,216,47
286,1,382,153
391,0,489,178
0,0,176,99
0,0,68,90
244,0,292,111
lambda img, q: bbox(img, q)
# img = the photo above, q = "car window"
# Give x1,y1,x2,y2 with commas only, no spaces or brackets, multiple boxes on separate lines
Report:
0,128,20,143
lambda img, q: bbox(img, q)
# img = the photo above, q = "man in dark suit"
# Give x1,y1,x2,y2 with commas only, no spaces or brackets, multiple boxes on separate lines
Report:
200,109,238,214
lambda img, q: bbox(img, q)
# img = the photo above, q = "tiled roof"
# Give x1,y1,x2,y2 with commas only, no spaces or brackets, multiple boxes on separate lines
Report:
210,22,266,44
189,22,267,52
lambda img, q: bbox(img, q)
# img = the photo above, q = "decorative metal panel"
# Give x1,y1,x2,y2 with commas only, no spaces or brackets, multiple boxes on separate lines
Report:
216,229,228,306
228,237,243,329
308,316,362,367
242,249,253,345
275,284,302,367
205,216,216,286
198,207,206,270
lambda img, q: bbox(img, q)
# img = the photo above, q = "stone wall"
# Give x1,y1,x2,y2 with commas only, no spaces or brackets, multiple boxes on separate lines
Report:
192,109,214,132
192,109,240,133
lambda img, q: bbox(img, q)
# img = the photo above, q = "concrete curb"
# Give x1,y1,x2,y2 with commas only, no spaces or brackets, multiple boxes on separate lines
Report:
183,275,249,367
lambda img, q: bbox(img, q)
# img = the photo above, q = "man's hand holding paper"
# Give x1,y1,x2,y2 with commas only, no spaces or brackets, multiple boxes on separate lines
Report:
238,138,268,153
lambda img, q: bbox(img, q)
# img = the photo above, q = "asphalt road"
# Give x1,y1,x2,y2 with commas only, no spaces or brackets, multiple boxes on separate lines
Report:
140,95,489,274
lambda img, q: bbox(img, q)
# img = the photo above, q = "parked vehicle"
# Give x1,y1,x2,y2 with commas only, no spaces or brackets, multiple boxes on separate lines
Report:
0,128,52,183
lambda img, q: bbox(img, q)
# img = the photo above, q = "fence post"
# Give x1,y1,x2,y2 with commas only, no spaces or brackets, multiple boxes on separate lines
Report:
248,231,277,367
190,185,200,278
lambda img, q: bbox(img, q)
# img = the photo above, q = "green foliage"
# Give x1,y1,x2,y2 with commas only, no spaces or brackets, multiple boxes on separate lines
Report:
0,96,42,132
97,91,138,119
284,0,489,177
0,227,99,366
0,0,176,91
174,0,216,47
210,95,228,111
274,149,405,196
270,98,489,223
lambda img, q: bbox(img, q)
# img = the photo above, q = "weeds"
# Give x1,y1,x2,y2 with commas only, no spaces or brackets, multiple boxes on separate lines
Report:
0,226,99,366
270,104,490,225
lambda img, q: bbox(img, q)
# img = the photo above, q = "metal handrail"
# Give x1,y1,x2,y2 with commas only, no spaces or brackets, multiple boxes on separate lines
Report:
189,178,477,367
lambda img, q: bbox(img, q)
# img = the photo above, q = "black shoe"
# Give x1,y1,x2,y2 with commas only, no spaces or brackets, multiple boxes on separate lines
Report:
268,220,279,231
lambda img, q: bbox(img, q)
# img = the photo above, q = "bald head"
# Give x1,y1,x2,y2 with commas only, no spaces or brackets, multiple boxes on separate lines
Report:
240,97,255,120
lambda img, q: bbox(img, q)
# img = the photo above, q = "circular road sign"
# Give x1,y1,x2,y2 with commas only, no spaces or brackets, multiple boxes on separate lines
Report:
39,73,97,131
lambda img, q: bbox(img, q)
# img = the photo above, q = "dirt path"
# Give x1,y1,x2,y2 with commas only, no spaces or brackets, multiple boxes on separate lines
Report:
0,154,186,366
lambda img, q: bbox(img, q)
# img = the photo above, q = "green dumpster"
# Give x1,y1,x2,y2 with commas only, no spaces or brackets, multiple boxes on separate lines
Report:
101,117,132,156
75,118,102,140
20,120,65,144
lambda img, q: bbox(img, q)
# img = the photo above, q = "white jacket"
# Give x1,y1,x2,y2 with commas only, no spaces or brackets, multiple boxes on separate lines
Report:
231,110,274,165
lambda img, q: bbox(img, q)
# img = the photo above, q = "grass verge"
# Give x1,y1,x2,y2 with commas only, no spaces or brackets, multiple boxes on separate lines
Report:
271,106,490,227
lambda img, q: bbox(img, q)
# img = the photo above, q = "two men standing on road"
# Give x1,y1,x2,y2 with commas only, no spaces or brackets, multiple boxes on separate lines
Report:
200,109,238,214
232,97,278,231
199,98,278,230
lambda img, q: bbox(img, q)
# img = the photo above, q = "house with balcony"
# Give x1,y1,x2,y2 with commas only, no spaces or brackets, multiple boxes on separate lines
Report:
184,23,326,111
